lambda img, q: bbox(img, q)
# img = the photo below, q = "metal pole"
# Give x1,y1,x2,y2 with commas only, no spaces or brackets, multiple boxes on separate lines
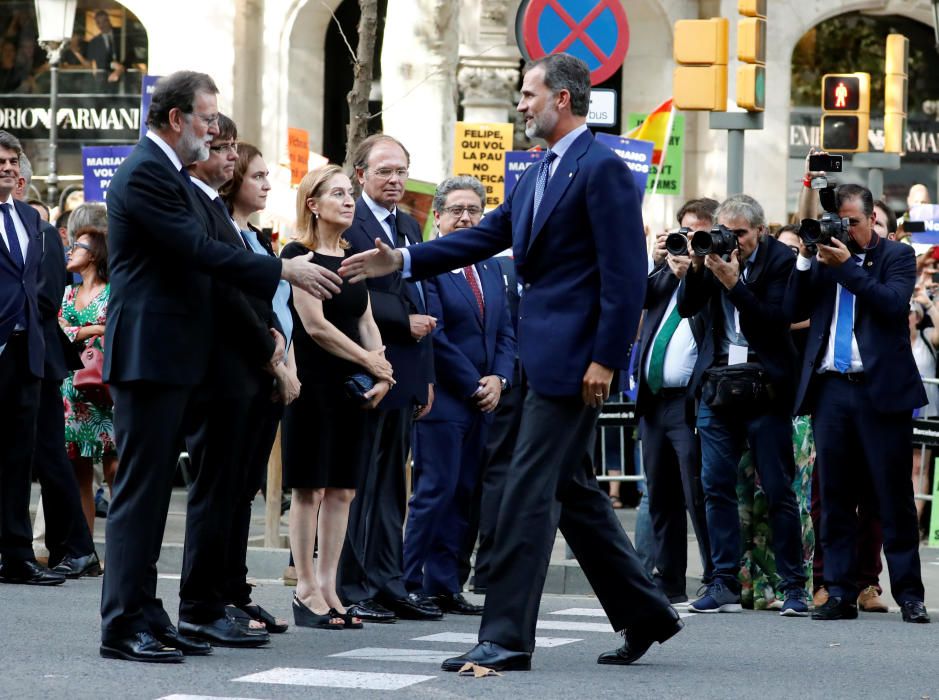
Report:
727,128,744,196
867,167,884,201
42,41,62,209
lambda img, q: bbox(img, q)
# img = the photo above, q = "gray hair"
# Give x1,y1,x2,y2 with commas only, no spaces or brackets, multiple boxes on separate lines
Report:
18,152,31,185
525,53,590,117
146,71,218,130
716,194,765,230
67,202,108,242
0,129,23,155
433,175,485,213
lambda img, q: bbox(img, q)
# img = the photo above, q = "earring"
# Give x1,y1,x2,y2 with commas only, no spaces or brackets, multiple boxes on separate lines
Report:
313,212,319,219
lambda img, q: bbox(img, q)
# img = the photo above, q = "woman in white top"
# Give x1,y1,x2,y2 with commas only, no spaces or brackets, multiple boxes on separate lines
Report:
909,287,939,524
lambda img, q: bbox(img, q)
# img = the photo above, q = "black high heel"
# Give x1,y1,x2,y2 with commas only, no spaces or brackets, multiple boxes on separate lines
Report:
292,594,344,630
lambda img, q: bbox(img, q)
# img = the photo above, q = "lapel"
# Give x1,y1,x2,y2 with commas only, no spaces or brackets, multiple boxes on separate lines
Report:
743,236,768,286
528,130,591,253
11,199,41,267
355,197,393,248
478,261,501,335
450,265,483,328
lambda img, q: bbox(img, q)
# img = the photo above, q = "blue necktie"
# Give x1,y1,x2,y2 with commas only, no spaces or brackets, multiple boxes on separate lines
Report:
1,202,24,268
532,150,557,227
385,212,398,247
833,258,860,372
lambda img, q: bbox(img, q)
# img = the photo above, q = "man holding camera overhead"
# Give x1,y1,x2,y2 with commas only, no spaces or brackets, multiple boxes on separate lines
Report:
678,194,807,617
785,183,930,624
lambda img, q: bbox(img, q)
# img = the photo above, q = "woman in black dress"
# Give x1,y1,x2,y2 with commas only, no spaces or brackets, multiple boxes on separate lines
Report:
281,164,393,629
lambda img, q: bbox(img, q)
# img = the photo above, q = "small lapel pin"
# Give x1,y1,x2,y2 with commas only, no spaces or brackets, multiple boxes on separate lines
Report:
568,172,573,178
865,260,873,267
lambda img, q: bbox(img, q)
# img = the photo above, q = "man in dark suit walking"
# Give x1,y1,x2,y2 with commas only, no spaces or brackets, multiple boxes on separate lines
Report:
341,53,679,671
0,130,65,588
99,71,343,663
785,183,930,624
339,134,441,623
402,175,516,615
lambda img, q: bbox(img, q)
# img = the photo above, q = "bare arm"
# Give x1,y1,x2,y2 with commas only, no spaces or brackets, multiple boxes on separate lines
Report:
356,295,385,353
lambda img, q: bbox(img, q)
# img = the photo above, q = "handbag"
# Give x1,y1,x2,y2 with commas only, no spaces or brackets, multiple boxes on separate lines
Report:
73,346,112,406
343,372,375,405
700,362,770,410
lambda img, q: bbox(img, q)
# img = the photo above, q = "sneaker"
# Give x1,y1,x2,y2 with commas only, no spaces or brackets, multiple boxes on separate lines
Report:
779,588,809,617
812,586,829,608
690,581,742,613
857,586,888,613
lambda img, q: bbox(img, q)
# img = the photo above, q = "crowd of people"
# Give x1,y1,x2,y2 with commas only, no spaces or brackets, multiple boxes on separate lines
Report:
0,52,933,677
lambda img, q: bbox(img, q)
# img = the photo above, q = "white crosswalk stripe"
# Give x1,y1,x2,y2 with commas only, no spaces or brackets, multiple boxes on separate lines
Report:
156,695,267,700
329,647,463,664
536,620,614,633
413,631,582,648
233,668,435,690
550,607,609,617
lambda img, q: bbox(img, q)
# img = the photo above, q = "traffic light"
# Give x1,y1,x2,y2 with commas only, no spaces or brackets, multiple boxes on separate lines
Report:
820,73,870,153
673,18,728,111
736,0,766,111
884,33,909,154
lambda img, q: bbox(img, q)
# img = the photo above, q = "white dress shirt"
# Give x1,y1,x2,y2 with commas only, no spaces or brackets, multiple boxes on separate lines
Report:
146,130,184,172
362,191,399,246
0,193,29,266
643,288,697,388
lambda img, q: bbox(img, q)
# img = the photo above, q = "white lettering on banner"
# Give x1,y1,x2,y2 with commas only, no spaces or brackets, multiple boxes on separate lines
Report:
0,107,139,131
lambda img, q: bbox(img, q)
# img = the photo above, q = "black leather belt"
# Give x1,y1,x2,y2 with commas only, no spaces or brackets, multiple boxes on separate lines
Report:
826,371,866,383
656,386,689,399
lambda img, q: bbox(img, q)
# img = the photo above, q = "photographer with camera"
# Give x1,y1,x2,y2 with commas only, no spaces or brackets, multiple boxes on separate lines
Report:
678,194,808,616
637,198,717,604
786,183,929,624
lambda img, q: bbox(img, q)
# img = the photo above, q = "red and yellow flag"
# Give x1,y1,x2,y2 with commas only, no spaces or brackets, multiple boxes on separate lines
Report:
625,98,675,167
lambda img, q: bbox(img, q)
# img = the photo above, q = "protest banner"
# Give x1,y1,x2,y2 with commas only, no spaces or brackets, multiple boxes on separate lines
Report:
594,134,655,202
139,74,161,137
82,145,134,202
504,150,544,196
626,111,685,196
452,122,512,209
287,127,310,186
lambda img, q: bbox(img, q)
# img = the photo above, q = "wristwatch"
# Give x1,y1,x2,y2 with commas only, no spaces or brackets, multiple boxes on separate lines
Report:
498,376,509,392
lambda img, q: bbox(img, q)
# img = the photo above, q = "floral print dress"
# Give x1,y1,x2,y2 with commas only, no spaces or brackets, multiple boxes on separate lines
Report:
59,283,116,461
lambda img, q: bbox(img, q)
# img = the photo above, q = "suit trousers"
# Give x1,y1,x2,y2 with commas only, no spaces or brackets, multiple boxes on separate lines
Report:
403,413,487,595
339,406,410,604
696,401,805,591
640,393,712,598
179,391,267,622
813,375,924,604
32,377,94,564
0,334,40,563
101,381,197,641
477,388,669,653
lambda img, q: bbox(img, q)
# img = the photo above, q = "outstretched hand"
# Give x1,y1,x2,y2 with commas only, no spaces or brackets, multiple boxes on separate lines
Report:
339,238,404,283
281,252,342,299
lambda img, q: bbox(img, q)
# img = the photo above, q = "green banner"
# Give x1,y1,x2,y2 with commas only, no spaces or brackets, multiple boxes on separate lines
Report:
626,112,684,196
929,457,939,548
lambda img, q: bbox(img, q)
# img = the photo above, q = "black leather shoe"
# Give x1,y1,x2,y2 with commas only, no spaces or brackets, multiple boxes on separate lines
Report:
811,596,859,620
0,559,65,586
178,615,271,647
434,592,484,615
386,593,443,620
441,641,531,672
52,552,102,579
346,598,397,623
100,632,184,663
597,607,683,665
153,624,212,655
901,601,931,623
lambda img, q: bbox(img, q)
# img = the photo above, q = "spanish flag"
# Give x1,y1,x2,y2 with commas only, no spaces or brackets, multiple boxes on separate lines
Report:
626,98,675,167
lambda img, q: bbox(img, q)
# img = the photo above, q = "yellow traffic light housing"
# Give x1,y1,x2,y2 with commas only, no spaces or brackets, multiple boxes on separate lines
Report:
673,18,728,111
735,0,766,112
884,34,909,154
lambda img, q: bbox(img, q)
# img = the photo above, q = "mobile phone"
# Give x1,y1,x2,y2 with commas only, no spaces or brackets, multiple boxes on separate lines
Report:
808,154,843,173
905,220,926,233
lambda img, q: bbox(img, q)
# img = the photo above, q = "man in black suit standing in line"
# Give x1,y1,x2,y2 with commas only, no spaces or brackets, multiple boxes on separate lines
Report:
0,130,65,588
86,10,124,90
786,183,930,624
99,71,343,663
339,134,442,623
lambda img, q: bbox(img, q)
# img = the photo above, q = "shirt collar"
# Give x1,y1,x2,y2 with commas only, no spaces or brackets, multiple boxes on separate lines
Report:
548,123,589,161
189,175,218,200
361,190,396,224
1,193,15,207
146,130,184,173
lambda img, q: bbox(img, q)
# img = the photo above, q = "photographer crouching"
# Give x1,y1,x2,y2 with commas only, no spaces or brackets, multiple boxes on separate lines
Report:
678,194,808,616
786,183,930,624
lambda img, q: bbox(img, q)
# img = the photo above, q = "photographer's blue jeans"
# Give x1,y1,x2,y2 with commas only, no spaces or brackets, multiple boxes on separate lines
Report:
696,401,806,591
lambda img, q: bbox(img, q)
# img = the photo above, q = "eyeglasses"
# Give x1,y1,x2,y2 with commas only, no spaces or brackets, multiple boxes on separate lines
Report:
371,167,409,180
68,242,92,253
191,111,219,127
442,205,483,218
209,142,238,154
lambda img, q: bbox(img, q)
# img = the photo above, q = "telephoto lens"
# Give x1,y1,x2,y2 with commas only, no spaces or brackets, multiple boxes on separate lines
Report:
665,231,689,256
691,225,737,257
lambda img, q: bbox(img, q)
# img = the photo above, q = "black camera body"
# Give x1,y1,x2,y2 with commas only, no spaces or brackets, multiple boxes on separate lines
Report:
692,224,738,257
665,228,691,256
799,185,850,253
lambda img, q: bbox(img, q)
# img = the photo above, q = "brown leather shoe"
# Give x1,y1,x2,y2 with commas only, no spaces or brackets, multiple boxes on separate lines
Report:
857,586,888,613
283,565,297,586
812,586,829,608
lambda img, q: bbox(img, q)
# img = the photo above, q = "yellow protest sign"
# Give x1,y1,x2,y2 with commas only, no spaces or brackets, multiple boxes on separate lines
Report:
452,122,513,209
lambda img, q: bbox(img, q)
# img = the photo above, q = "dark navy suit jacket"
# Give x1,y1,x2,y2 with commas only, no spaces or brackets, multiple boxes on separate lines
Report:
784,236,925,415
407,129,647,397
0,198,44,378
422,259,516,422
37,221,80,381
103,137,280,386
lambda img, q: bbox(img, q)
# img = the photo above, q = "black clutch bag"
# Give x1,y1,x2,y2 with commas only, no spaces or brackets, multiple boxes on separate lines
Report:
344,372,375,404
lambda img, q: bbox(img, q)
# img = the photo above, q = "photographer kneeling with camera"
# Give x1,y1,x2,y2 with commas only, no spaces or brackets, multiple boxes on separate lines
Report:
678,194,808,616
786,183,930,624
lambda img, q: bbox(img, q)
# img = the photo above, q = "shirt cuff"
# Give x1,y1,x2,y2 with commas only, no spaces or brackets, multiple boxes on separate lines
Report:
796,254,812,271
401,247,413,279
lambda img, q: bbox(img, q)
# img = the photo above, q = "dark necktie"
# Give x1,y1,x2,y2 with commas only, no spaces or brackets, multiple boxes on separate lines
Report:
463,266,484,319
532,150,558,227
211,197,243,246
385,212,398,248
646,305,682,394
1,202,24,268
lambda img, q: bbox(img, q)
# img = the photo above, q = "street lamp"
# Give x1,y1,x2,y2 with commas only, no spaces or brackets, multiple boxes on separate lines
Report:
34,0,78,208
933,0,939,51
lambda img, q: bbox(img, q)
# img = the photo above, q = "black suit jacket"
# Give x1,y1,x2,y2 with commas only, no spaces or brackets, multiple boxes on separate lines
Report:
103,136,281,386
785,237,925,415
0,198,44,378
37,221,80,381
678,235,798,408
344,197,434,409
87,29,123,72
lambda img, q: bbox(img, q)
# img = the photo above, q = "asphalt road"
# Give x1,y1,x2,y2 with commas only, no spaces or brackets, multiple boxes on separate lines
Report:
2,576,938,700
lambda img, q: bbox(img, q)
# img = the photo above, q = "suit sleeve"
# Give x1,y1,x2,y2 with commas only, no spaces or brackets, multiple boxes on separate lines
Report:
492,284,517,385
425,276,480,399
832,244,915,319
783,258,819,323
409,202,513,280
677,264,715,318
38,224,66,321
726,249,793,329
367,286,413,342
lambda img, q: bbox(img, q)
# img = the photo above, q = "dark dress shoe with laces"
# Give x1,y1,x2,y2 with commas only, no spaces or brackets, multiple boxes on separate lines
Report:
52,552,102,579
434,592,484,615
153,625,212,655
598,606,683,665
441,641,531,672
178,615,271,647
386,592,443,620
811,596,858,620
901,601,931,623
346,598,397,623
0,559,65,586
100,631,184,663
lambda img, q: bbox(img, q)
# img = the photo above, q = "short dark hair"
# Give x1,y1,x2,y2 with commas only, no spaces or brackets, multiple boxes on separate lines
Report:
72,226,109,282
524,53,590,117
835,183,874,217
873,199,897,233
0,129,23,155
774,223,800,238
351,134,411,171
146,71,219,130
216,113,237,142
676,197,719,227
56,208,71,231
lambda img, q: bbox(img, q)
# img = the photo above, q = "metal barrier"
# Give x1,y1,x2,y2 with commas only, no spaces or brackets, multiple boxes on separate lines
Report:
596,399,642,483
